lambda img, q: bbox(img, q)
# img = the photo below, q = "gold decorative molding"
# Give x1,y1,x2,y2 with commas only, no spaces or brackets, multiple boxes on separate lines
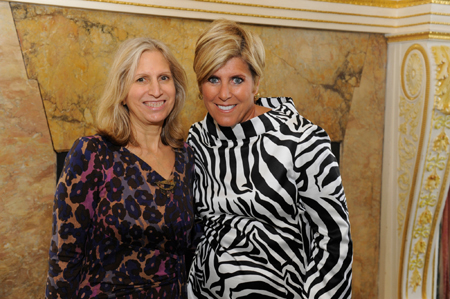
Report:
310,0,447,8
421,112,450,297
193,0,450,18
388,32,450,43
405,51,424,99
398,43,430,299
397,47,426,235
419,45,450,297
399,45,450,298
85,0,393,27
433,46,450,114
398,95,422,233
90,0,450,20
12,0,450,35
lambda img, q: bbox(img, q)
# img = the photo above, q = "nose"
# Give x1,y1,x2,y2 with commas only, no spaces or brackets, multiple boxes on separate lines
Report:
218,83,231,101
148,81,162,98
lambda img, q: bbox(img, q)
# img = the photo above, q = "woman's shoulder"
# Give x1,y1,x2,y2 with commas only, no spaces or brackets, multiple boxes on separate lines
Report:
78,134,110,143
180,142,194,159
260,97,328,138
187,120,206,144
188,119,206,134
175,143,195,172
69,134,117,155
71,134,105,144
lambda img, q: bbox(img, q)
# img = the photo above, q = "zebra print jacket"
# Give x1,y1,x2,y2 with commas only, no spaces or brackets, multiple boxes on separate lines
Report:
187,97,352,299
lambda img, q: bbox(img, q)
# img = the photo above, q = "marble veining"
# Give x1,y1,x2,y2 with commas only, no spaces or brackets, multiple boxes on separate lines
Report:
0,2,55,298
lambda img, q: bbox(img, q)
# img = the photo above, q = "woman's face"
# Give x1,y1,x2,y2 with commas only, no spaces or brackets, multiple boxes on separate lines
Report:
201,57,259,127
125,50,176,129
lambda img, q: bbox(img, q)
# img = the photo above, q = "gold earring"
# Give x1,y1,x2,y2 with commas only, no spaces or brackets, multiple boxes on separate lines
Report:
198,93,203,101
254,93,260,102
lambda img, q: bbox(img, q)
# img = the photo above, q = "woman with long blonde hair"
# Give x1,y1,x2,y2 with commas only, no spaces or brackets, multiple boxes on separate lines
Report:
46,37,195,299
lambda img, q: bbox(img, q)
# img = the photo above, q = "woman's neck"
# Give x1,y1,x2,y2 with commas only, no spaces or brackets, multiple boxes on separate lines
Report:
130,120,164,153
127,122,175,180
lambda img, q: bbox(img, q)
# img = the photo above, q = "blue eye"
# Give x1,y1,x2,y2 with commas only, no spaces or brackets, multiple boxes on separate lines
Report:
232,77,243,84
208,76,219,84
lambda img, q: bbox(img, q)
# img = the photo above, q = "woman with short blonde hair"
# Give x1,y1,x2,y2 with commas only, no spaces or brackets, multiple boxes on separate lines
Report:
193,19,265,95
188,19,353,299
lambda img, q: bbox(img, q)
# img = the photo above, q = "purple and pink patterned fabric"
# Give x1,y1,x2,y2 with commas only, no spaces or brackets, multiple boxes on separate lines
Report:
46,135,195,299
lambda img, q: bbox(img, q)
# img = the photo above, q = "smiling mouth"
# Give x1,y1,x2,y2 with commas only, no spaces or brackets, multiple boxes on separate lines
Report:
144,101,165,108
217,104,236,111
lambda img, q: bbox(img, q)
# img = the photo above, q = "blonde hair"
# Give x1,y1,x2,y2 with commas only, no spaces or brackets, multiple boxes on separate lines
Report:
96,37,187,148
193,19,265,91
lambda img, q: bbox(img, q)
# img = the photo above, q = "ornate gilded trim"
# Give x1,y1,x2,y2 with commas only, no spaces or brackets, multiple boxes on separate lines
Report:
398,43,430,299
388,32,450,43
309,0,446,8
434,46,450,114
412,112,450,297
399,45,450,298
85,0,390,27
87,0,450,29
404,51,424,100
193,0,450,18
420,45,450,297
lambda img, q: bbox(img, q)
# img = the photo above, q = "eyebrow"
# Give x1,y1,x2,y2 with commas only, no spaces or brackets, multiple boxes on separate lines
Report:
134,71,172,77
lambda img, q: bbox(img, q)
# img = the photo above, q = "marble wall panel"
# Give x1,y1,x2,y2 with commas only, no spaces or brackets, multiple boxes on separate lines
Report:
10,4,371,151
3,2,387,298
11,3,207,152
340,33,386,299
0,2,55,298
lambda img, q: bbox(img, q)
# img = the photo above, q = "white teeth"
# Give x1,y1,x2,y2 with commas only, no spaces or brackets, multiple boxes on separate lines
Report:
217,104,236,111
144,101,164,108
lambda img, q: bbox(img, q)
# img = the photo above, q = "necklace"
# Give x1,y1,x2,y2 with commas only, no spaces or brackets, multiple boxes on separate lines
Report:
155,179,175,195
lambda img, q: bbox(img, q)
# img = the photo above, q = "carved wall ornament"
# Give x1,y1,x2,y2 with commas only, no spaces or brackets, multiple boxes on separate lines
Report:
409,235,427,292
433,45,450,114
405,125,448,296
397,95,422,234
410,46,450,296
409,268,422,292
424,170,440,191
413,237,427,255
432,129,449,152
404,102,450,298
398,44,428,237
405,52,424,99
418,193,437,209
397,43,432,299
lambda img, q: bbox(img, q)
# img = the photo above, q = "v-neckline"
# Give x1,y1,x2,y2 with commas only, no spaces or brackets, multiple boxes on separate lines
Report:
122,146,176,181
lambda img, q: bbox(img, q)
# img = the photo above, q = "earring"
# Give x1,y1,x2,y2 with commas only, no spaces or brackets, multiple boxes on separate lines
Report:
198,93,203,101
254,93,260,102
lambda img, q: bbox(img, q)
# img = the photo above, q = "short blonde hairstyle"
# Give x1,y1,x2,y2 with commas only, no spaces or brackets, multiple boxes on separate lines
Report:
96,37,187,148
194,19,265,90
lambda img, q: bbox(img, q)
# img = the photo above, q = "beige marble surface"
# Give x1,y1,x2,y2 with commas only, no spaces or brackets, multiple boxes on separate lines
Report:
11,3,208,152
340,33,386,299
2,2,387,298
0,2,55,298
10,4,369,151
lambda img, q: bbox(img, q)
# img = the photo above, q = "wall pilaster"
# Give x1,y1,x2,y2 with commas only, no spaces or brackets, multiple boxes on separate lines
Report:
381,39,450,299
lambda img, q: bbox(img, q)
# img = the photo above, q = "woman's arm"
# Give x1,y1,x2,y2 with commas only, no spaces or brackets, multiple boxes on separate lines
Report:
296,126,353,299
45,137,98,299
